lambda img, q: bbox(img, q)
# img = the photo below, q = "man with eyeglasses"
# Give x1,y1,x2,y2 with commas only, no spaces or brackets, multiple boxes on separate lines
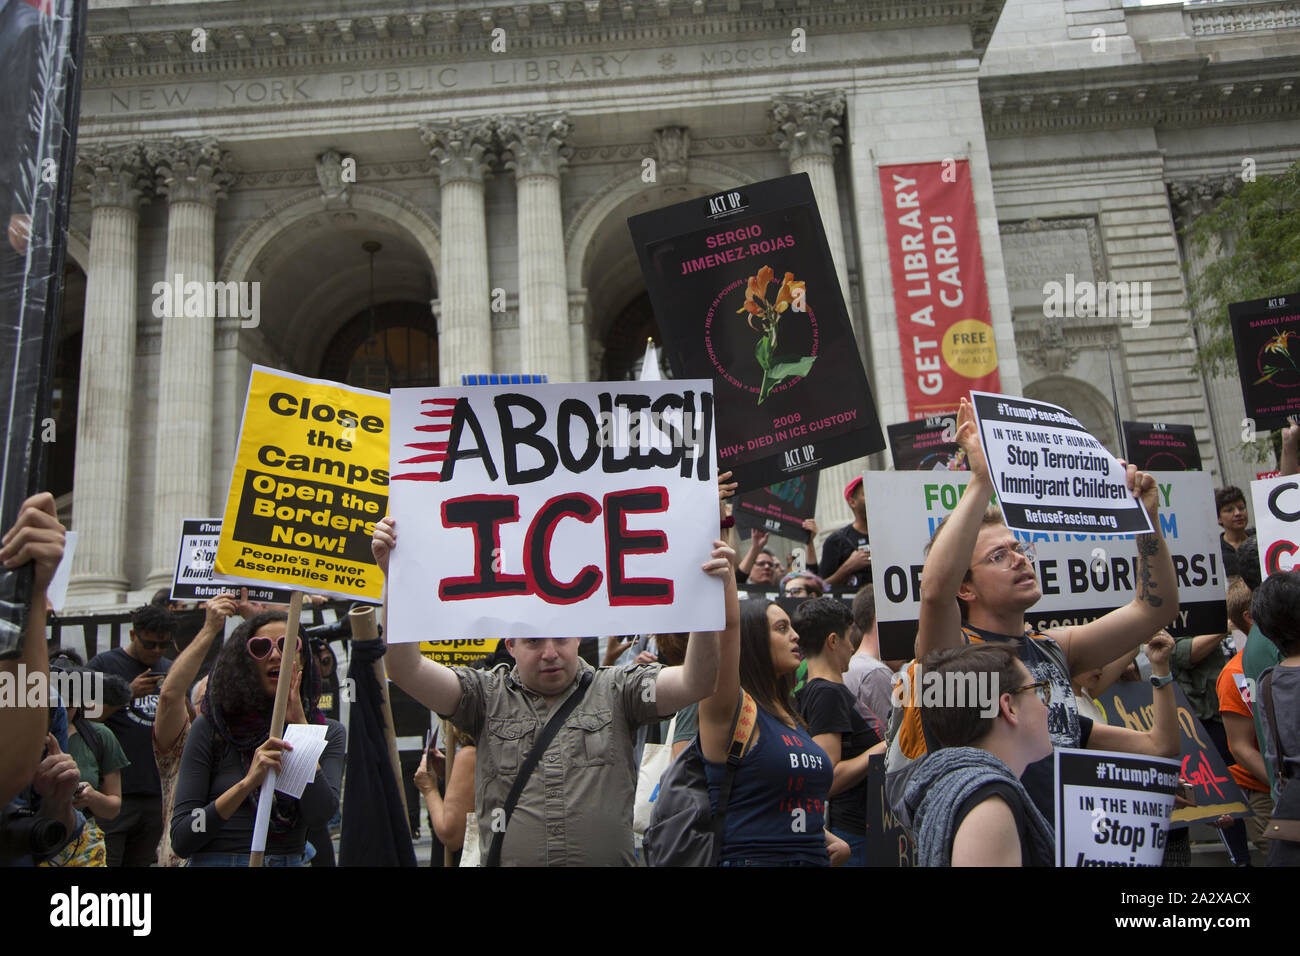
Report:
89,604,177,866
912,397,1180,822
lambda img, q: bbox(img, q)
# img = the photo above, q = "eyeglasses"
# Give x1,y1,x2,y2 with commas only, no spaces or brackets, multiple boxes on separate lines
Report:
246,635,303,660
979,543,1036,570
754,560,778,570
785,586,810,597
1013,680,1052,706
137,637,172,651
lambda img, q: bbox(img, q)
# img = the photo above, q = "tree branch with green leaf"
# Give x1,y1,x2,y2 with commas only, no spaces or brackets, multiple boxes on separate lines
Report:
738,265,816,404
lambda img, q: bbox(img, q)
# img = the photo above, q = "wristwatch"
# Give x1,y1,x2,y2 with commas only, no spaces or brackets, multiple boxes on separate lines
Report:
1150,673,1174,689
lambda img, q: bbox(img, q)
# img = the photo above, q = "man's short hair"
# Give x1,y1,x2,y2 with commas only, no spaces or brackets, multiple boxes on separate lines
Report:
1237,536,1261,592
925,504,1006,619
150,588,172,608
1215,486,1246,513
918,643,1025,750
1226,577,1252,633
791,597,853,657
1250,570,1300,656
101,674,132,710
130,603,175,638
851,585,875,632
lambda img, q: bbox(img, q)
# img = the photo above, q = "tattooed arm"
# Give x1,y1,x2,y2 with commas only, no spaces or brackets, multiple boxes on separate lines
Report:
1052,466,1180,676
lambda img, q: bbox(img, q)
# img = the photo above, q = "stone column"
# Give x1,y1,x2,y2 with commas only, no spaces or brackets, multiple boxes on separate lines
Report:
420,119,496,383
145,138,236,588
1170,176,1246,490
771,92,862,547
66,144,151,605
498,113,573,382
568,289,590,383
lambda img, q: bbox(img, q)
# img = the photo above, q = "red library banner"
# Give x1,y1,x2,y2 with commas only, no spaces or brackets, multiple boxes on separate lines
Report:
878,160,1001,418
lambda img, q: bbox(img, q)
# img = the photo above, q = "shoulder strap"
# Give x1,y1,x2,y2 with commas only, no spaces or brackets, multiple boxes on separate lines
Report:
75,716,106,769
1260,670,1290,788
485,670,595,867
710,691,758,866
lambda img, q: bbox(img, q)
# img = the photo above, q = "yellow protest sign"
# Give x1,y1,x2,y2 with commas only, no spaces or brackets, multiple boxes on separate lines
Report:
419,640,501,667
214,365,388,601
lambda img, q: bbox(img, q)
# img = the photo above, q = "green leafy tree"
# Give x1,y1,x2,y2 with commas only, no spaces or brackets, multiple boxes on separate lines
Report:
1182,159,1300,377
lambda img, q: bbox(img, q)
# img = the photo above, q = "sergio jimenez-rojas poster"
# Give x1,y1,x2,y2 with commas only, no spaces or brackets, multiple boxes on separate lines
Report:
627,173,884,493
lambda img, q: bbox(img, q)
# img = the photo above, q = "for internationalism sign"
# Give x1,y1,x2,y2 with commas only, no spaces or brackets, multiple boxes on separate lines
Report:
971,391,1154,536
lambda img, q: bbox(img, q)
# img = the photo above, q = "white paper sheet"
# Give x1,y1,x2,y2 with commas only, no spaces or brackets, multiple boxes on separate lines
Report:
274,723,329,799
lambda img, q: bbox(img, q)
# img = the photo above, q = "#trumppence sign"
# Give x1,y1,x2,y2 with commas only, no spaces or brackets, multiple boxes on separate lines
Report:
387,381,724,641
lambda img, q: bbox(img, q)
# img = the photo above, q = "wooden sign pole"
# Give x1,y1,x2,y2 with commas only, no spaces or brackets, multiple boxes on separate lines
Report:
249,589,304,867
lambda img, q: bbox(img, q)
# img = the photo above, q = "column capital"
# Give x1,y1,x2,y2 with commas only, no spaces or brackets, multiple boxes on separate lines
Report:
1168,174,1238,231
497,112,573,180
420,117,498,185
75,142,152,210
769,91,846,164
145,137,238,206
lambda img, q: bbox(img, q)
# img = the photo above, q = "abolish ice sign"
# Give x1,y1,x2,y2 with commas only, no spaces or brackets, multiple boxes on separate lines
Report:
971,391,1153,536
386,380,724,641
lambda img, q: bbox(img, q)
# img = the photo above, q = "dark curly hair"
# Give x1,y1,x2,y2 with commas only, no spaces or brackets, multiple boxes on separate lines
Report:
130,603,175,638
205,610,322,757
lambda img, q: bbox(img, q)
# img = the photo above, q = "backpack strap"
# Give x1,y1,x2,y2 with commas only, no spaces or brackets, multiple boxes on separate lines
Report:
485,670,595,867
1260,669,1292,788
710,690,757,866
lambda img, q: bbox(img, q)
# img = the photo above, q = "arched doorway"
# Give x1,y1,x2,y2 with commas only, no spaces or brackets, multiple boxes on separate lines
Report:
319,300,439,390
600,292,671,381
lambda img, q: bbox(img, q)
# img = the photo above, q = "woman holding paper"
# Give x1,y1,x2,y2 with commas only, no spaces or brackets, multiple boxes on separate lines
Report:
169,611,345,866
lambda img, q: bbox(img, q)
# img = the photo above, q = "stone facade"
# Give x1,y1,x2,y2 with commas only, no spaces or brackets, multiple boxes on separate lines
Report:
58,0,1300,608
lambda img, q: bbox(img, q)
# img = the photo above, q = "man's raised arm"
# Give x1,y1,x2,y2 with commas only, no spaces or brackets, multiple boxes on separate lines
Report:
372,516,463,716
916,399,992,661
1055,466,1179,675
654,540,734,716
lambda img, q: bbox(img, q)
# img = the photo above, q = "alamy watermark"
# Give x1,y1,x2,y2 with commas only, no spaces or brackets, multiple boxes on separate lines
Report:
0,665,105,718
895,665,1003,719
151,274,260,328
1042,274,1152,329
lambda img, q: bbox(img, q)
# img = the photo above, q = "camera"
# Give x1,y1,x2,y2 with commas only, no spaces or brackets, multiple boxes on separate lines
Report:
0,799,68,864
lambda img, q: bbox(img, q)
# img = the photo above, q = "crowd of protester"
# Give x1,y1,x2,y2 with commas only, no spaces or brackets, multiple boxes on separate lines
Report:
1,415,1297,868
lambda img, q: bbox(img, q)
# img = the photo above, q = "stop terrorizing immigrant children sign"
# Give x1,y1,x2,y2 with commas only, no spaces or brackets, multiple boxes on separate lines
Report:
971,391,1154,536
214,366,389,602
627,173,884,494
386,380,725,642
865,471,1225,661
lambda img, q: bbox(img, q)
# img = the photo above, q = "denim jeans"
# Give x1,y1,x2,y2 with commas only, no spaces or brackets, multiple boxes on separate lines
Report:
829,827,867,867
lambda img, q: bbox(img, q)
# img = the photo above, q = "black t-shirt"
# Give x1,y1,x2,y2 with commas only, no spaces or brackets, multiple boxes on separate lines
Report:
169,714,345,858
952,780,1052,866
317,674,341,722
792,678,881,834
1219,530,1255,580
87,647,172,797
819,525,872,591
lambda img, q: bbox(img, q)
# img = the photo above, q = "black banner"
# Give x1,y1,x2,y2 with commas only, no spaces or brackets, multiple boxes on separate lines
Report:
1121,421,1201,472
0,0,87,657
1094,681,1249,825
733,471,819,540
1229,292,1300,432
627,173,883,493
864,754,916,867
887,415,967,472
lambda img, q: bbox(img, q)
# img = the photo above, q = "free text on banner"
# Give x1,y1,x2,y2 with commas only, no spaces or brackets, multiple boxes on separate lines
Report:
1054,748,1179,867
172,518,291,603
1093,681,1249,825
877,160,1001,419
866,471,1226,661
386,380,724,642
971,390,1154,536
1252,473,1300,579
626,173,883,494
213,366,388,602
